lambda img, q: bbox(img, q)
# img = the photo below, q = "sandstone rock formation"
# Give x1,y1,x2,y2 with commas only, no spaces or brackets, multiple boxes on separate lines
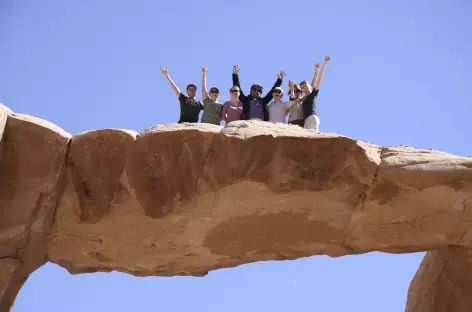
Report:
406,246,472,312
0,103,471,311
0,104,70,311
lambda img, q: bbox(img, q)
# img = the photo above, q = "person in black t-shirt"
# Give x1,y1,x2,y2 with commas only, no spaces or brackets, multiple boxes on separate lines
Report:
160,66,203,123
288,56,330,131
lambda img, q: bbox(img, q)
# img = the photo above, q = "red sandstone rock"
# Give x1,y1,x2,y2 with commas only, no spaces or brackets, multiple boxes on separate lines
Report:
0,103,471,311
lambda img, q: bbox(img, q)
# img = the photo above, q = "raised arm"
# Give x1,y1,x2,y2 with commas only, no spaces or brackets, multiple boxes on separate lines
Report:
286,80,295,108
311,63,320,89
288,80,295,98
232,65,246,100
201,66,208,101
262,71,285,103
286,80,299,110
314,56,331,90
233,65,247,102
288,79,296,101
160,66,181,98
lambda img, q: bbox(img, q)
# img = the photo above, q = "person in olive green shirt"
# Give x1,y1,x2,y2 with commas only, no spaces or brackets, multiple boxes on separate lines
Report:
200,66,223,125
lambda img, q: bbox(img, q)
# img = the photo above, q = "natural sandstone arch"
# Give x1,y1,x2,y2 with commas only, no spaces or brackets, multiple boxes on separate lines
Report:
0,104,70,311
0,103,471,311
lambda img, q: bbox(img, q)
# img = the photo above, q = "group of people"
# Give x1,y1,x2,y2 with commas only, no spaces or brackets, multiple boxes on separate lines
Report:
160,56,330,131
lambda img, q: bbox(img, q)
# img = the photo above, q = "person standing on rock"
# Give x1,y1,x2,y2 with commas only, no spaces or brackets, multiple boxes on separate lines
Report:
289,56,331,131
200,66,223,125
160,66,204,123
285,82,304,126
266,86,289,123
231,65,286,121
221,86,243,124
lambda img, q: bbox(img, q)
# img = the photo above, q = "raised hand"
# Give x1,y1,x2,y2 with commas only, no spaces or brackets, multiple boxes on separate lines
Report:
201,66,207,73
288,80,294,89
315,63,320,70
160,66,168,76
325,56,331,62
233,65,240,74
278,70,286,79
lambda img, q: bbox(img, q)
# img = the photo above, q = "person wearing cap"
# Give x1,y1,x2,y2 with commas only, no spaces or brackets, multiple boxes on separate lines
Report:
266,86,289,123
231,65,285,121
288,56,331,131
200,66,223,125
221,86,243,124
160,66,203,123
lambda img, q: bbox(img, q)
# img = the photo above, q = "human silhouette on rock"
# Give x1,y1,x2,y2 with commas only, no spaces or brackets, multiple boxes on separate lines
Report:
287,55,330,131
160,66,203,123
232,65,286,121
200,66,223,125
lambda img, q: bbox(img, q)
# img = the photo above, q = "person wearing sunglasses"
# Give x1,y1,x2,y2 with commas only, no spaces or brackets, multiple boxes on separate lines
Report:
200,66,223,125
288,56,331,131
231,65,286,121
160,66,203,123
285,82,304,127
267,87,289,123
221,86,243,124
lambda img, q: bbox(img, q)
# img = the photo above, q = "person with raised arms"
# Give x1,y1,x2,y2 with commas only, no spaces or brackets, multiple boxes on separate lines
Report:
266,86,289,123
288,56,331,131
231,65,286,121
285,81,304,126
160,66,203,123
200,66,223,125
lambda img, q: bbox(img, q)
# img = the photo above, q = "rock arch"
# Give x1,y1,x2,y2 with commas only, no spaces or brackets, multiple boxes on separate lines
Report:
0,103,471,311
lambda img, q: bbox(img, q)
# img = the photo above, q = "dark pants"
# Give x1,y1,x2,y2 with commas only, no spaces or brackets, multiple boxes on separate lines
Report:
289,119,304,127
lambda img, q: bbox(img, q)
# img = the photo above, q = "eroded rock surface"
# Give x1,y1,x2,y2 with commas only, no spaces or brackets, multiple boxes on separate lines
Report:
0,104,71,311
49,122,383,276
350,146,472,253
406,247,472,312
0,103,471,311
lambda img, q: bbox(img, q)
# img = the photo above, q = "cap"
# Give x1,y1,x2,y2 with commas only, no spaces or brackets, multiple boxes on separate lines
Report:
273,86,283,93
293,84,301,91
230,85,240,91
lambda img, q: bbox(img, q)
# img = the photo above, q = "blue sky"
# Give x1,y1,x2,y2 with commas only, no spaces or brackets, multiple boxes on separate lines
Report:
1,0,471,311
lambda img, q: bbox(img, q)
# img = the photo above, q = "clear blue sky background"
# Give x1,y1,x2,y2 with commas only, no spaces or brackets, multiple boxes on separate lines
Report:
1,0,471,311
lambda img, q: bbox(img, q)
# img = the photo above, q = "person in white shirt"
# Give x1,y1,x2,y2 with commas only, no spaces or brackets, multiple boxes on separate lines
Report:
267,87,289,123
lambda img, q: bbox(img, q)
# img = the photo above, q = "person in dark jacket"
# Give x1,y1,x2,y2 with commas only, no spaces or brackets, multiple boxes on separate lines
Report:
231,65,285,121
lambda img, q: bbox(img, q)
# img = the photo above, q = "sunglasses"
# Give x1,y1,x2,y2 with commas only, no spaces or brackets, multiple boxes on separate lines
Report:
230,89,239,93
294,89,301,92
210,90,219,94
251,88,260,92
273,91,282,94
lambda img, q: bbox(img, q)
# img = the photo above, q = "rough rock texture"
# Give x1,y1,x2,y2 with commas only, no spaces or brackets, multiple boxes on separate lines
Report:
406,246,472,312
0,103,471,311
0,104,71,311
